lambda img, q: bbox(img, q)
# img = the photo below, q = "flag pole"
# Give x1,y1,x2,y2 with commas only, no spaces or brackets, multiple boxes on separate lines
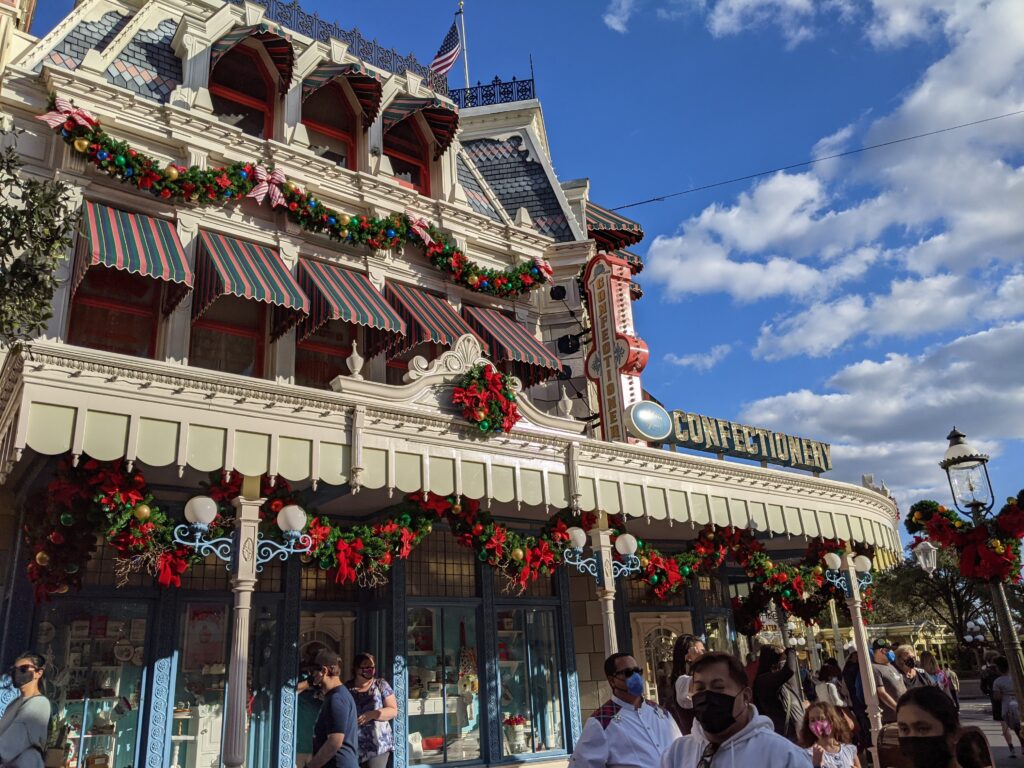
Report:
458,0,470,92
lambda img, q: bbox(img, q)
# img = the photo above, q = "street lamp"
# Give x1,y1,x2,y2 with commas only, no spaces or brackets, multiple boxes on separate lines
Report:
912,540,938,577
174,493,312,768
938,427,1024,733
824,549,882,767
564,525,640,655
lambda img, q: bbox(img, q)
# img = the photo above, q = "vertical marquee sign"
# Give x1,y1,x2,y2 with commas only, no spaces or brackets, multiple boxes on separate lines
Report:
583,252,649,443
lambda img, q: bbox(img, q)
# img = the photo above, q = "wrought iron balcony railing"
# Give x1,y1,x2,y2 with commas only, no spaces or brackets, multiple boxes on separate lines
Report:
449,76,536,110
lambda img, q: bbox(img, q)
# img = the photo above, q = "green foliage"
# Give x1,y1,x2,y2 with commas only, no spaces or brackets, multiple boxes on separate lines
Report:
0,131,77,350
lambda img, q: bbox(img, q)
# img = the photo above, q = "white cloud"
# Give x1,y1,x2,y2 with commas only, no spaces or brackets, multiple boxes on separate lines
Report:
865,0,970,47
706,0,816,45
664,343,733,371
603,0,640,32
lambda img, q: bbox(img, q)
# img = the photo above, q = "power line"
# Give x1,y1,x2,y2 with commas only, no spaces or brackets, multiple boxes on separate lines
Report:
610,109,1024,212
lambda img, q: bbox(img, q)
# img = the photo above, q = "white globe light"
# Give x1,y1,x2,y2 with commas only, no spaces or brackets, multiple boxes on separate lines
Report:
615,533,638,556
277,504,306,533
786,620,797,633
823,552,842,571
964,635,973,643
567,526,587,549
853,555,873,573
797,637,806,647
185,496,218,526
787,637,798,648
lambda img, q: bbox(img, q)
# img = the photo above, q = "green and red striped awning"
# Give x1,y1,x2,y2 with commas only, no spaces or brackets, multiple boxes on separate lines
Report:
301,62,383,127
211,22,294,93
193,232,309,339
586,202,644,251
297,260,406,357
384,281,478,354
615,249,644,275
382,95,459,160
463,306,562,386
73,201,192,315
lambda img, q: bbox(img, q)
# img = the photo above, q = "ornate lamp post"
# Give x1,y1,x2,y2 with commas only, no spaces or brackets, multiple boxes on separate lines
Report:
174,488,312,768
938,427,1024,726
824,549,882,767
564,523,640,655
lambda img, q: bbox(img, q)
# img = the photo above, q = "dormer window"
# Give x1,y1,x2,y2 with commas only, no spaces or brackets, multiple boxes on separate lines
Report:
209,44,275,139
302,82,357,170
384,116,430,195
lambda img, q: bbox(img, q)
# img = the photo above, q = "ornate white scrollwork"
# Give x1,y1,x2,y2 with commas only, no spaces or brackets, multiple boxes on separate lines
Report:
404,334,517,387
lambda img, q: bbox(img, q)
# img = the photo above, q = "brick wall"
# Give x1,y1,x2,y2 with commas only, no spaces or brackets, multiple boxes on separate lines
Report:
568,570,612,717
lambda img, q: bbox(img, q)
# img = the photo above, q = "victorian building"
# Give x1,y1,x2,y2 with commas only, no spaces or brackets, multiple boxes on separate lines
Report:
0,1,901,767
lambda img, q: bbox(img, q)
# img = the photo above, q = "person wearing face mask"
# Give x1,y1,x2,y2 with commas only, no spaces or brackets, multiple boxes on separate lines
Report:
668,635,706,735
661,651,811,768
799,702,860,768
569,653,681,768
869,639,905,724
303,650,359,768
893,645,936,691
894,685,964,768
0,651,51,768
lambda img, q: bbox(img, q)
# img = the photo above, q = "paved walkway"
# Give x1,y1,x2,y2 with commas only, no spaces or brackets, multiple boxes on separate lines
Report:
958,697,1022,768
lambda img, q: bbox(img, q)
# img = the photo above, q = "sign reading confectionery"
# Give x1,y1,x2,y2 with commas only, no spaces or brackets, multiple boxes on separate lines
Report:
625,401,832,473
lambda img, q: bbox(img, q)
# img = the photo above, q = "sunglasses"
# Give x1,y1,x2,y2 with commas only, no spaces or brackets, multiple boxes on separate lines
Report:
613,667,642,678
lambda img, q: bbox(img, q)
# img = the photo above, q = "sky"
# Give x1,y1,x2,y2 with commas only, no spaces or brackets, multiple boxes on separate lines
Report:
31,0,1024,522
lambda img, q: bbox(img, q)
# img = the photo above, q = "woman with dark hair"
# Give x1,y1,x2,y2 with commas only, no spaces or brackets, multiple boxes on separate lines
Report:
666,634,704,734
753,645,802,740
345,652,398,768
0,651,51,768
895,685,963,768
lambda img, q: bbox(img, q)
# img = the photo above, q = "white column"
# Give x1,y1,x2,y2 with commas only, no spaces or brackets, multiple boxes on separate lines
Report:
590,524,618,656
222,476,264,768
846,555,881,768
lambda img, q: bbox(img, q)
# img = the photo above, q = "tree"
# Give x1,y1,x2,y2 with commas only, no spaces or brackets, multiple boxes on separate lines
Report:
869,550,988,644
0,131,78,350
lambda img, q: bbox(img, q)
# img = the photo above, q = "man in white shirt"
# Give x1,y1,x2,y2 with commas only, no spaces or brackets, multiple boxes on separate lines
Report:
661,652,811,768
569,653,681,768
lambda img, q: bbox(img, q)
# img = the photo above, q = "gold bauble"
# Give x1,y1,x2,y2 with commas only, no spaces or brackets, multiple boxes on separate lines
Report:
73,137,90,153
340,214,352,226
511,547,524,562
35,551,51,567
451,503,462,515
133,503,151,521
54,584,69,594
639,556,650,568
164,165,179,181
811,566,823,576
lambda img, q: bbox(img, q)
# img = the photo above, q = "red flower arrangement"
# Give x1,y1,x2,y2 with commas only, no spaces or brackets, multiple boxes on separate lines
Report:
452,364,521,435
503,715,527,727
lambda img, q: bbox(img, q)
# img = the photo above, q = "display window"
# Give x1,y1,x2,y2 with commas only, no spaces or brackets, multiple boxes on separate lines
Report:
171,602,229,768
66,268,161,359
32,601,150,768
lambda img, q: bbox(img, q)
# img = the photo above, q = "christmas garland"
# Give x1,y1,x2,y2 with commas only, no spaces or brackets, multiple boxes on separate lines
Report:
38,97,552,299
906,493,1024,583
452,364,522,434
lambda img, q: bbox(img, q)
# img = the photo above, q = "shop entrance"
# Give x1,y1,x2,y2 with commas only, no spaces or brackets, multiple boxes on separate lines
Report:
630,613,694,705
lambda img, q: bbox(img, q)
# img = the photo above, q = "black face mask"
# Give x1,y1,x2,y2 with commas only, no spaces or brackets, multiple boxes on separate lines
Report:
898,735,953,768
691,690,739,735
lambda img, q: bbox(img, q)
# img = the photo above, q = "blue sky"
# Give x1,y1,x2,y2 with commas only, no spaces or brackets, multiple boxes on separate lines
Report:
31,0,1024,515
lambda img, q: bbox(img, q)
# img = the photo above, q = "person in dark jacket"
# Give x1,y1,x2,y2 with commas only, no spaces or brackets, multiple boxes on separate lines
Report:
841,649,870,753
753,645,802,740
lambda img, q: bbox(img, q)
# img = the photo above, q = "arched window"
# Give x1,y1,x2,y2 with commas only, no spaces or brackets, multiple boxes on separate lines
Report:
383,117,430,196
209,44,275,139
301,82,357,170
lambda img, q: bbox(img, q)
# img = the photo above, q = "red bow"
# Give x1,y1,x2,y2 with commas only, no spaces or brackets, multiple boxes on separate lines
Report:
37,97,97,130
407,216,434,246
156,549,189,588
247,165,286,207
532,256,554,277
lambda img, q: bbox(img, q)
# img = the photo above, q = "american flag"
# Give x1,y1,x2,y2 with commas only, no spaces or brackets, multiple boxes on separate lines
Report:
430,20,462,76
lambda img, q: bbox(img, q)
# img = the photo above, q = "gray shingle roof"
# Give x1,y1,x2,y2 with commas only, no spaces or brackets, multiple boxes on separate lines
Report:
40,11,131,71
462,136,575,242
456,154,502,222
106,19,181,102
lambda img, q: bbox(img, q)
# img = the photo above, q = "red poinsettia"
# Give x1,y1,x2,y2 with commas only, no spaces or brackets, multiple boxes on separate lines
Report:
334,538,365,584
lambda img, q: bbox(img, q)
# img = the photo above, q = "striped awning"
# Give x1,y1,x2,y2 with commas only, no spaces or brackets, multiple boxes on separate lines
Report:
384,282,477,354
193,232,309,339
586,202,644,251
616,249,643,275
211,22,294,93
463,306,562,386
301,62,383,126
382,95,459,159
73,202,192,315
297,260,406,356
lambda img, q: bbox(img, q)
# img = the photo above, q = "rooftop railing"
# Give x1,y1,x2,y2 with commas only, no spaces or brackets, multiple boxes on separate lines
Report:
448,76,536,110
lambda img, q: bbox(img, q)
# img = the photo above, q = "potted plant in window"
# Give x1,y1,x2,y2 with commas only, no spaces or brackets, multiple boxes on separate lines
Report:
503,714,527,753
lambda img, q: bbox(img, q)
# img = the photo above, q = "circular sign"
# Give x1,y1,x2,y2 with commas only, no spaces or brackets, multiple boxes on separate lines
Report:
625,401,673,442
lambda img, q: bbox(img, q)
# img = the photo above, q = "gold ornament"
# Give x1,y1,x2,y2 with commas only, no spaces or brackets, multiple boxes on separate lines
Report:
511,548,524,562
73,137,90,153
54,584,69,594
283,181,296,193
164,165,179,181
706,532,715,540
340,214,351,226
35,551,51,567
451,503,462,515
811,565,823,576
639,556,650,568
133,504,151,521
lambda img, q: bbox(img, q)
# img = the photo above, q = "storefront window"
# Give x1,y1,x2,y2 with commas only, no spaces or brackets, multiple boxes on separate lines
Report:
172,602,229,768
248,604,280,767
407,606,480,764
296,610,357,764
496,608,565,755
33,601,149,768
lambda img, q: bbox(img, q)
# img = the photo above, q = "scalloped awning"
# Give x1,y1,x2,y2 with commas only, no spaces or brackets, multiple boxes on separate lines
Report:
382,95,459,159
301,62,384,126
587,202,644,251
211,21,294,93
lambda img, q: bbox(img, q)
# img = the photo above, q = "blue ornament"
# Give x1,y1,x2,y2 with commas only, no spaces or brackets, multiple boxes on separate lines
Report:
308,200,317,208
240,170,249,179
61,129,70,138
530,267,539,275
385,228,396,238
224,190,232,197
480,280,489,289
328,216,337,226
97,150,109,161
123,167,133,177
